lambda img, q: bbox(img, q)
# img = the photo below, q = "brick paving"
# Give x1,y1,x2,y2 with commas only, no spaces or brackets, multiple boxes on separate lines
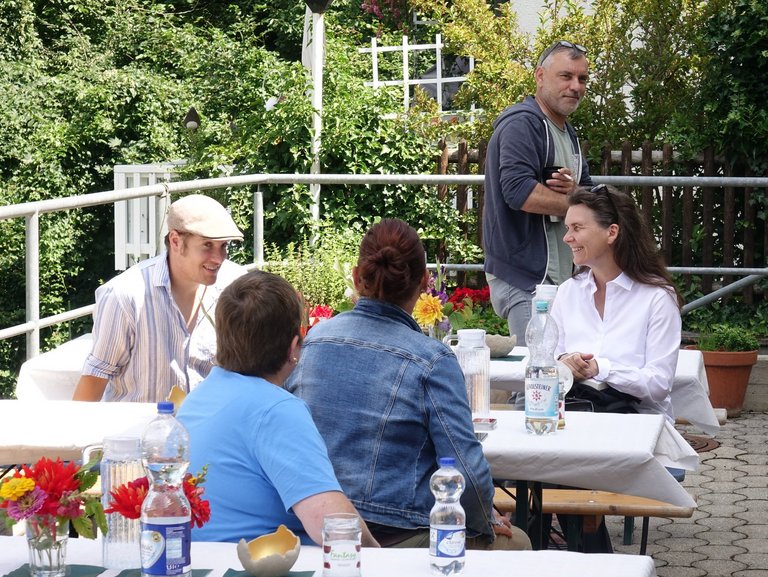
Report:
606,411,768,577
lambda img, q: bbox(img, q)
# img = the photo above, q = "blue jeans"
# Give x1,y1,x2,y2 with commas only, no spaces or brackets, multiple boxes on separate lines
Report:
488,276,533,345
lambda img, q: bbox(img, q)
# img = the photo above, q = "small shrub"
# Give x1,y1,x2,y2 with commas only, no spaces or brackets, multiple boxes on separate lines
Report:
697,324,760,352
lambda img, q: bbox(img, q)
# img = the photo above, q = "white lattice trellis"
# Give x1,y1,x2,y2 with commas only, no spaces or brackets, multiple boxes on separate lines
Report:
358,33,475,113
113,163,181,270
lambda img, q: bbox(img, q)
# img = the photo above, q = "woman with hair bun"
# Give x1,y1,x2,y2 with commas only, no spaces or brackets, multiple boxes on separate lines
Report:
286,219,530,551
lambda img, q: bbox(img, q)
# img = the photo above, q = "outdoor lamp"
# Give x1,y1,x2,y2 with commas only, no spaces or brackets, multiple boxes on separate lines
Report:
184,107,201,131
305,0,333,13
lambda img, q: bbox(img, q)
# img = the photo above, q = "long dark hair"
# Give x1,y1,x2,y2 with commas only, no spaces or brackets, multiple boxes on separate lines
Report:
569,185,683,308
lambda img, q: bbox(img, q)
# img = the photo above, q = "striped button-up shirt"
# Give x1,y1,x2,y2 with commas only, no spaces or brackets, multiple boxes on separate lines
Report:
82,253,246,402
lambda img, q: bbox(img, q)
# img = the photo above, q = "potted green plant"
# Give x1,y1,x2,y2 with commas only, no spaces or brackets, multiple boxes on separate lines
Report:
691,324,760,417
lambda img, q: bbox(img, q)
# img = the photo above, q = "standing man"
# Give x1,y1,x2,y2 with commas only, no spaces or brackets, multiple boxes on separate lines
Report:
73,194,247,402
483,40,593,342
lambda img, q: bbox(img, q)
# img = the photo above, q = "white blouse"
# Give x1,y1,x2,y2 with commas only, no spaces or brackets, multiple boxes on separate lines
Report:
550,270,681,421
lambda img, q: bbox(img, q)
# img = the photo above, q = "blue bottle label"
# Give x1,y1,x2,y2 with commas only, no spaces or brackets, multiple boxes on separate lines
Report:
525,377,558,418
140,519,191,576
430,526,466,558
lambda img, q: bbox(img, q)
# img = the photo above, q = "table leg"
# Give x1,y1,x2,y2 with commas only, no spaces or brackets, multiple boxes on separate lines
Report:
513,480,529,534
514,480,546,550
529,481,545,550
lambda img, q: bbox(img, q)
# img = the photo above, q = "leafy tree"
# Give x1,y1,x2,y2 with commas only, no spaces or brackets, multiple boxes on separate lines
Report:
680,0,768,173
405,0,715,148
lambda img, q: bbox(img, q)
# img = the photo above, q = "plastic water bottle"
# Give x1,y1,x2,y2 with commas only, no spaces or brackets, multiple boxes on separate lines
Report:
429,457,465,575
454,329,491,419
525,300,560,435
140,401,192,577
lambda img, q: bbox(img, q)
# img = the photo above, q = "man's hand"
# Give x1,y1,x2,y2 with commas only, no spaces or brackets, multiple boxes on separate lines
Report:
545,167,578,195
491,515,515,538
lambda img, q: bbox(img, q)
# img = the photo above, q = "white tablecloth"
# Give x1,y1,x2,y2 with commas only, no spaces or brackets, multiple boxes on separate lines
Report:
0,400,157,464
16,336,720,437
16,333,94,401
489,346,720,436
482,410,698,508
0,538,657,577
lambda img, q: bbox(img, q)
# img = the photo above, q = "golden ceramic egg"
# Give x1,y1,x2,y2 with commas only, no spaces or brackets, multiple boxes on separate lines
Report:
236,524,301,577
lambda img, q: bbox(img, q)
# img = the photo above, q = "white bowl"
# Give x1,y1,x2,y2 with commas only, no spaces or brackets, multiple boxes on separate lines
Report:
485,334,517,357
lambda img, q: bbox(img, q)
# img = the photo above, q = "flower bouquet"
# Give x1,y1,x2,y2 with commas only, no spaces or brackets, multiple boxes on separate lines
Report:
413,265,474,341
0,457,107,576
105,466,211,528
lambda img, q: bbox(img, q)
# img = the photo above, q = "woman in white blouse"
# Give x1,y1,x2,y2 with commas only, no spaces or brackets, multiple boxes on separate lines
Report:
550,184,683,421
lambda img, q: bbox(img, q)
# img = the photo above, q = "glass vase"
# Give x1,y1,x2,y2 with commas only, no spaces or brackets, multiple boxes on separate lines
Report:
26,515,69,577
428,324,451,343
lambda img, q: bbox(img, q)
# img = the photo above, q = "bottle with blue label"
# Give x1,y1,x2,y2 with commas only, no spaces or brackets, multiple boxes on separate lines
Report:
140,401,192,577
525,299,560,435
429,457,465,575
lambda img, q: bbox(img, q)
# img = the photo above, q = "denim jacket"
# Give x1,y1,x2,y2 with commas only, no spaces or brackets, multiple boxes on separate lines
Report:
285,297,495,539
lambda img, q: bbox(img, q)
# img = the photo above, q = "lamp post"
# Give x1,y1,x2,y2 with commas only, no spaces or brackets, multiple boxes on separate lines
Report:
304,0,333,231
183,107,200,132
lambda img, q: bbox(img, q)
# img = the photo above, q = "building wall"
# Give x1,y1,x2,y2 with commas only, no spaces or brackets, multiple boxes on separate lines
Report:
746,356,768,413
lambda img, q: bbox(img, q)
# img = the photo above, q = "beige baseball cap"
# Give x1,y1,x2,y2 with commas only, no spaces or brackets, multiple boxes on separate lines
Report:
167,194,243,241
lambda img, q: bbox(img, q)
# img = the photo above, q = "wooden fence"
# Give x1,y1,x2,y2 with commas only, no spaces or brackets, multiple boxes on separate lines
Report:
437,139,767,304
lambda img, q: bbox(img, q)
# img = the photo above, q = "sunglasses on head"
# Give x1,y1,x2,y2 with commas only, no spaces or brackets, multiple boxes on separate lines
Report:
590,184,619,219
537,40,587,66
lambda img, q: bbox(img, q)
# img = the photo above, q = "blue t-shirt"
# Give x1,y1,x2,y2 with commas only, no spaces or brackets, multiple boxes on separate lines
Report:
177,366,342,544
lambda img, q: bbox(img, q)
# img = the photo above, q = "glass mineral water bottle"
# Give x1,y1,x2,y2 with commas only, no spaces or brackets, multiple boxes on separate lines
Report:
429,457,465,575
140,401,192,577
525,300,560,435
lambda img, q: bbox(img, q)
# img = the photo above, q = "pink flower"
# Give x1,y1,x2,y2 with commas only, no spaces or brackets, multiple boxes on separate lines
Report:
56,492,84,519
6,486,46,521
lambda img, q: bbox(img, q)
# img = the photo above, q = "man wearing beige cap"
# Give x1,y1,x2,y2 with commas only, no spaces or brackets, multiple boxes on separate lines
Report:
73,194,247,402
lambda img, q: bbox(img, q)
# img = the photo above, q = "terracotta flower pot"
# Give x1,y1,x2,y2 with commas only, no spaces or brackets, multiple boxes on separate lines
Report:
687,346,758,417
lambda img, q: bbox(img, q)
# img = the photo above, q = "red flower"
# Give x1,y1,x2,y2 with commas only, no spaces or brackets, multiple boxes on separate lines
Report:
105,477,149,520
23,458,81,517
183,475,211,528
303,303,335,334
106,472,210,528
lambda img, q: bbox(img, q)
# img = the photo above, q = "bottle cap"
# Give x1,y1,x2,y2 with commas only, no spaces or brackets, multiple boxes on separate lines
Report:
534,300,549,313
457,328,485,346
157,401,175,414
438,457,456,467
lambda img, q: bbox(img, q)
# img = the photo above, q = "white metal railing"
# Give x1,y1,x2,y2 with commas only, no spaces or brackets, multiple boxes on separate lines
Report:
2,173,768,360
358,34,475,112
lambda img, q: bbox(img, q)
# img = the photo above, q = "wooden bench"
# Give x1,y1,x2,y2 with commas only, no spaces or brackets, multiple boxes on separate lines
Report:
494,486,695,554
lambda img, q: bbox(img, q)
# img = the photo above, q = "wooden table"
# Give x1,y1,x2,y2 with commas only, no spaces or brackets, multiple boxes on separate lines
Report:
489,346,720,436
0,537,658,577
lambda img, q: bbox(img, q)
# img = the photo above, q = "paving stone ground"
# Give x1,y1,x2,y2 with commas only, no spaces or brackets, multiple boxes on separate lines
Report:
605,411,768,577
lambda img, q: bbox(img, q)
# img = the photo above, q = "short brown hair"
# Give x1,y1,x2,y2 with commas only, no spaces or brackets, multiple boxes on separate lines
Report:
215,271,303,377
356,219,426,307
